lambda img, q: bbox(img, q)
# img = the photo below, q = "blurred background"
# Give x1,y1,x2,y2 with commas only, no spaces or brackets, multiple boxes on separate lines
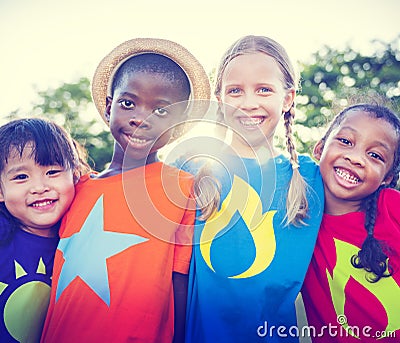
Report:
1,0,399,171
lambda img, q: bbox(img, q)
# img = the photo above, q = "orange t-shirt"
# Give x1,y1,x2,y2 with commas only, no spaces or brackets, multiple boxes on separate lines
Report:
41,162,195,342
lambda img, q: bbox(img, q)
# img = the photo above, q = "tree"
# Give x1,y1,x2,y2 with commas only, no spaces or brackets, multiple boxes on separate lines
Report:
295,36,400,153
31,77,113,171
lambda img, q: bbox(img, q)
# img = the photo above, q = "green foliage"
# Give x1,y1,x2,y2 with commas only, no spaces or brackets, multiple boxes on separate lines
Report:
32,77,113,172
296,36,400,153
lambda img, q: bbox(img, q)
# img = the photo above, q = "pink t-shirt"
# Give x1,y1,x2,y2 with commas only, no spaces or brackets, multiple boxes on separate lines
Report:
302,188,400,342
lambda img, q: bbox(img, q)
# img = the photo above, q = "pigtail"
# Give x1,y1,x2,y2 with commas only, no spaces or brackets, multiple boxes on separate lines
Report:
283,106,309,225
193,163,221,221
351,170,399,282
351,185,393,282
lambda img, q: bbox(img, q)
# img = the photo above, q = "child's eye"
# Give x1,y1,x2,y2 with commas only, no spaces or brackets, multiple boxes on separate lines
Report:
368,152,384,162
227,88,242,95
257,87,272,94
47,168,64,176
154,107,168,117
11,174,28,181
337,137,352,145
119,99,135,109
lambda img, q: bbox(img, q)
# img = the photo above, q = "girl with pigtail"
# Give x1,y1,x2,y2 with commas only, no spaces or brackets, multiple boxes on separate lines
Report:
182,35,324,343
302,102,400,342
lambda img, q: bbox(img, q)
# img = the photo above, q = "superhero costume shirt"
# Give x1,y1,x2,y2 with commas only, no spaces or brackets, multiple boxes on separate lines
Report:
302,188,400,343
185,154,324,343
0,215,59,343
41,163,195,343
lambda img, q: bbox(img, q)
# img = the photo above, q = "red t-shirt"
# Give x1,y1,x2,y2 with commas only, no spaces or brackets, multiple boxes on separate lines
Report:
302,188,400,342
41,163,195,342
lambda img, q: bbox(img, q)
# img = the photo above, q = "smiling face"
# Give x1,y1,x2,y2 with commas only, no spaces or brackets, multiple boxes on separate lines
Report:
217,52,294,157
0,146,75,237
314,109,398,215
106,71,188,166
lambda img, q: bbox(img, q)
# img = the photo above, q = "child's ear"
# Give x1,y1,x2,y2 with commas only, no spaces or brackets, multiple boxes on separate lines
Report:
73,171,80,185
313,140,324,161
215,95,224,120
382,173,394,187
0,189,4,202
104,96,113,123
282,88,296,113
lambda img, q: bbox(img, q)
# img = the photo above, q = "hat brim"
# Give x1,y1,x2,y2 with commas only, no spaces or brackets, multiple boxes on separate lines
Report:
92,38,211,125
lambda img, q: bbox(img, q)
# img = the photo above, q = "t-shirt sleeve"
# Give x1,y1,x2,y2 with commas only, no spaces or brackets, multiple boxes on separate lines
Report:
173,195,195,274
299,154,324,218
380,188,400,224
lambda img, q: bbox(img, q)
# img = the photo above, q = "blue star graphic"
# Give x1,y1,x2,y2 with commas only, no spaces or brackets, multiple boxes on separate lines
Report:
56,195,148,306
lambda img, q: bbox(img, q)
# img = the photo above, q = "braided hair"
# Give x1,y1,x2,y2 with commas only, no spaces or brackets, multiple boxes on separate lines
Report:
321,103,400,282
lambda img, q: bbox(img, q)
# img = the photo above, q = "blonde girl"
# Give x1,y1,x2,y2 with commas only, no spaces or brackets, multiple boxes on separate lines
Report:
183,35,324,343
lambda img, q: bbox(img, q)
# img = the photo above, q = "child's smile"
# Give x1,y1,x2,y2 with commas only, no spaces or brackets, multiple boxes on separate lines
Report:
30,198,57,209
334,167,361,186
238,115,266,129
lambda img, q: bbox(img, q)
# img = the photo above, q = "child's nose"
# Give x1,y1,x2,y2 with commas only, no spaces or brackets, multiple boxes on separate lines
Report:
129,107,152,128
240,93,259,110
344,149,365,167
30,178,50,194
129,117,150,129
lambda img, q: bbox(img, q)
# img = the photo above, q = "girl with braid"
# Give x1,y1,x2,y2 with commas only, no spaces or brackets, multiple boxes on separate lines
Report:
181,35,324,342
302,103,400,342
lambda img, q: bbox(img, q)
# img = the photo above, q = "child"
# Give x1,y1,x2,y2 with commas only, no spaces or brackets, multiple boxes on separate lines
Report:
41,38,211,343
0,118,87,343
302,103,400,342
182,35,324,343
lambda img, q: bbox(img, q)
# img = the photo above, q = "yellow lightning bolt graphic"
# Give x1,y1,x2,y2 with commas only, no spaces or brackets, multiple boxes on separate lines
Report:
328,238,400,338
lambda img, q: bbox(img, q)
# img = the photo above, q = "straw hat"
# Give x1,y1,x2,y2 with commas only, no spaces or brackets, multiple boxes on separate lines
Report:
92,38,211,125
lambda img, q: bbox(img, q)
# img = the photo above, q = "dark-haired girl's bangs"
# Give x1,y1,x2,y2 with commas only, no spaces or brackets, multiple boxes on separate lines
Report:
31,128,75,170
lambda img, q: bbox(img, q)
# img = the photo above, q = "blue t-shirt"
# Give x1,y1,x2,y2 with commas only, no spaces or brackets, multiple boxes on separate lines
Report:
184,154,324,343
0,215,59,343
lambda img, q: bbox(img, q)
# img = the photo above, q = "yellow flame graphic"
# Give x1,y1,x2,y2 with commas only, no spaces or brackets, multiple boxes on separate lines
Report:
328,238,400,337
200,175,276,278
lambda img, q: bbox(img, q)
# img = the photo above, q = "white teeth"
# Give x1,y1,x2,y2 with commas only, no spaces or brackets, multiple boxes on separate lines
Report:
335,168,360,184
32,200,53,207
130,137,147,144
240,117,264,126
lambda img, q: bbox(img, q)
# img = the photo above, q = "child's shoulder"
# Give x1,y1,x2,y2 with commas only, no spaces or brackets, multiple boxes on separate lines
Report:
77,172,96,183
378,188,400,207
0,211,13,242
298,154,317,166
168,154,207,176
298,154,320,176
376,188,400,229
160,162,194,180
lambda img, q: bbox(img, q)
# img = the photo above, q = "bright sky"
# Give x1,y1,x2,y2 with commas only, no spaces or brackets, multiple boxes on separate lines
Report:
1,0,399,119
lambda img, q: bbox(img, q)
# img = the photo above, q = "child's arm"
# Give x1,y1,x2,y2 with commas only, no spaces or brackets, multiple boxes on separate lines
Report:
172,271,188,343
